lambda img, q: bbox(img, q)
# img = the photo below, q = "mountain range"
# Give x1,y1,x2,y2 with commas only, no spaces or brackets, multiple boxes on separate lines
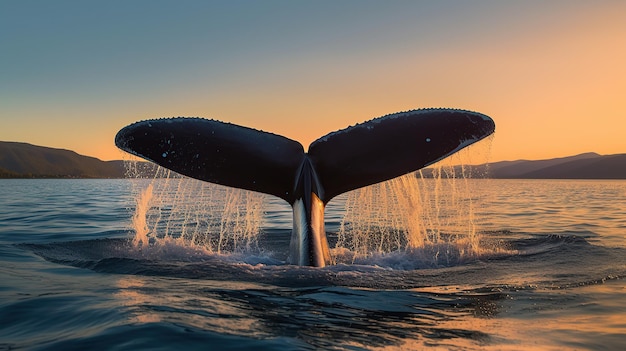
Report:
422,152,626,179
476,152,626,179
0,141,126,178
1,141,624,179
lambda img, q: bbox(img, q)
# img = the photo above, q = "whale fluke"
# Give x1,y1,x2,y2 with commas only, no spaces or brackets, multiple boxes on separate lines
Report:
115,109,495,267
307,109,495,202
114,118,305,203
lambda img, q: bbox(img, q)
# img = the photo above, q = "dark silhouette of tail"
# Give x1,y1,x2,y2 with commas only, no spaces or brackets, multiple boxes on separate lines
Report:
115,108,495,266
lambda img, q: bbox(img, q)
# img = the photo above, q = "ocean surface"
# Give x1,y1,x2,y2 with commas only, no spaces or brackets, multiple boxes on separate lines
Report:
1,177,625,350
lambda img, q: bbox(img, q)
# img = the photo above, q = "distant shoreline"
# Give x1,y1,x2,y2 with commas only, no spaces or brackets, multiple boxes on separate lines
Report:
1,141,625,180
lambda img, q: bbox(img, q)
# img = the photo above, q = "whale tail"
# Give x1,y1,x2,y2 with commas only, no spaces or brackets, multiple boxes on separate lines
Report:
115,109,495,266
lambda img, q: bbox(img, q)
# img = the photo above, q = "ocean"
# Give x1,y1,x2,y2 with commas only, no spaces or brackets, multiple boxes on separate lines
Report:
1,177,625,350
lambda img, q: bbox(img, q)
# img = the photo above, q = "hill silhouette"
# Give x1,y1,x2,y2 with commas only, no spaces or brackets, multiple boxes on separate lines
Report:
423,152,626,179
0,142,125,178
1,141,624,179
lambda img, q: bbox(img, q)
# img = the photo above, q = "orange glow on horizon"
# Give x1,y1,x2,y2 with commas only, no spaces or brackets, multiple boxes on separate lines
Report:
2,2,624,163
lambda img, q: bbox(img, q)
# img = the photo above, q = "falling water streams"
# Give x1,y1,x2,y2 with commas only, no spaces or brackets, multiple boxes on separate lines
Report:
125,140,500,266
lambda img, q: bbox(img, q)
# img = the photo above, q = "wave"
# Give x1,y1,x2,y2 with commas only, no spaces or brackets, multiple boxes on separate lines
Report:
18,233,623,291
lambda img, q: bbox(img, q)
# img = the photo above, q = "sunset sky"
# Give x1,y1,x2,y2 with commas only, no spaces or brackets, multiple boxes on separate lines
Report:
1,1,625,162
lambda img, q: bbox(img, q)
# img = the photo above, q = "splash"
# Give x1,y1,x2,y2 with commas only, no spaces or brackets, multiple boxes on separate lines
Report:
124,160,265,256
131,183,153,247
123,138,498,266
333,139,496,267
